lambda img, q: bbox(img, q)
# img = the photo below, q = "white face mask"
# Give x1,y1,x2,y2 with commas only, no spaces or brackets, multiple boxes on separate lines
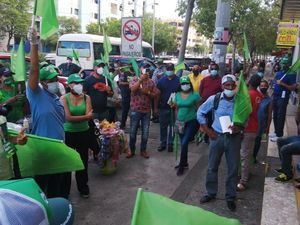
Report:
73,84,83,95
181,84,191,92
47,82,59,94
224,89,235,97
97,67,103,75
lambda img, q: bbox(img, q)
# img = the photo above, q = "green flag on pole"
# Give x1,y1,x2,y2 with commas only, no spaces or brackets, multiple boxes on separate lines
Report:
102,27,112,64
175,61,185,74
129,58,140,76
72,48,80,65
8,130,84,177
285,57,300,75
10,50,17,74
243,32,251,61
131,188,242,225
12,38,26,82
232,72,252,126
34,0,59,40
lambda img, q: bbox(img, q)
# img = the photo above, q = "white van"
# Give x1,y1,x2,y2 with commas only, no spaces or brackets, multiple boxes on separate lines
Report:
55,33,154,71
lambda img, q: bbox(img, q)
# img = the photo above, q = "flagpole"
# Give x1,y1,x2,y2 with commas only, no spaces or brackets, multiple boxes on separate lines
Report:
31,15,36,28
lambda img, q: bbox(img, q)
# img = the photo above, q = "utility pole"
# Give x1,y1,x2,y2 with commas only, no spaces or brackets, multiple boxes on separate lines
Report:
121,0,125,18
133,0,137,17
178,0,195,63
98,0,101,33
212,0,231,76
151,0,157,53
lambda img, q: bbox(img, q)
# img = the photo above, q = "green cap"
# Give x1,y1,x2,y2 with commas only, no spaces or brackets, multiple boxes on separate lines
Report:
67,73,84,84
93,59,104,67
39,65,58,81
180,76,190,84
39,61,49,69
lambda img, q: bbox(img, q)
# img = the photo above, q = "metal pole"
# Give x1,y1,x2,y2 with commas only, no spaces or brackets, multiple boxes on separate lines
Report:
151,0,156,53
178,0,195,63
98,0,101,22
134,0,137,17
212,0,231,76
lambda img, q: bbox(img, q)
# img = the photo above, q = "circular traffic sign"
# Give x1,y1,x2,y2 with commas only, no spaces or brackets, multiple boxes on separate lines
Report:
122,20,141,42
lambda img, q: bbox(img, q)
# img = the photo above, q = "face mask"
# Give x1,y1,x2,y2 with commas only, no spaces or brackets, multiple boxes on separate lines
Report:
3,78,13,85
97,67,104,75
114,63,118,68
47,82,59,94
257,72,264,78
193,70,199,75
181,84,191,92
260,87,268,94
165,71,173,77
73,84,83,95
224,89,235,98
210,70,218,77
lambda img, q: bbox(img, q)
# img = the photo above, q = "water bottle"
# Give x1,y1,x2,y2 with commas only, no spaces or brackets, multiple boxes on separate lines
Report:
23,117,29,133
0,115,16,158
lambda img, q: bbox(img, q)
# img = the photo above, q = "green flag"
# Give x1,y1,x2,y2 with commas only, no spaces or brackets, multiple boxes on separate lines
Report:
10,50,17,73
34,0,59,40
12,39,26,82
8,130,84,177
175,61,185,74
131,188,242,225
243,33,251,61
72,48,80,65
102,27,112,64
129,58,139,76
233,72,252,125
285,57,300,75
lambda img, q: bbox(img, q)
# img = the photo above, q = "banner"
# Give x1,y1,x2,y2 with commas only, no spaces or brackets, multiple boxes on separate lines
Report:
276,22,299,47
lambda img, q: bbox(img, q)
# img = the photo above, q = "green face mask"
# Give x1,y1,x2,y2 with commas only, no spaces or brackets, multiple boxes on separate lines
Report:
3,78,13,86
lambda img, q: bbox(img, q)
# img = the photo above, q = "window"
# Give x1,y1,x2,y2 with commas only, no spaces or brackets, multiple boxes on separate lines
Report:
94,13,98,19
74,8,79,15
111,3,117,15
93,43,103,60
57,41,91,57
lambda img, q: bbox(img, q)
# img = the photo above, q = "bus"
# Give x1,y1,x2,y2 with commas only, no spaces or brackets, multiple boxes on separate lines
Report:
55,33,155,71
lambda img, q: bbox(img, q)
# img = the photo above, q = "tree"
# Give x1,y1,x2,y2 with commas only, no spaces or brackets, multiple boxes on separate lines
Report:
0,0,31,50
86,18,121,37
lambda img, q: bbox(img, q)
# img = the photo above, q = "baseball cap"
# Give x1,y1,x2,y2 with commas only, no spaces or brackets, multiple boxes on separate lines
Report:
93,59,105,67
39,61,49,69
0,178,74,225
180,76,190,84
0,67,12,77
67,73,84,84
222,74,236,84
67,55,73,60
39,65,58,81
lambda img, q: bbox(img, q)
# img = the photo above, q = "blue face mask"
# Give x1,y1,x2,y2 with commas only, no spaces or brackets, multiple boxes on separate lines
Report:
165,71,173,77
210,70,218,76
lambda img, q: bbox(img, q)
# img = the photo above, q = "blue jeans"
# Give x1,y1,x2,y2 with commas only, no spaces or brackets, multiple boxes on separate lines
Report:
159,108,174,148
206,133,241,201
277,136,300,177
273,97,289,137
179,119,199,166
129,111,151,153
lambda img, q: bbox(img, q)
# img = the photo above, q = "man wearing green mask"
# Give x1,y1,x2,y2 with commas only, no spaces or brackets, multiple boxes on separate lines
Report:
156,63,180,152
270,55,297,142
0,68,25,122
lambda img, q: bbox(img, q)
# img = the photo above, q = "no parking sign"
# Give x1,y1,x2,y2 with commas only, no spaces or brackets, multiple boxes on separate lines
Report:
121,17,142,58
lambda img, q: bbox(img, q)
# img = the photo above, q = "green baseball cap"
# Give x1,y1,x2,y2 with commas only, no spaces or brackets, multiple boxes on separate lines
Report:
180,76,190,84
39,65,58,81
39,61,49,69
67,73,84,84
93,59,105,67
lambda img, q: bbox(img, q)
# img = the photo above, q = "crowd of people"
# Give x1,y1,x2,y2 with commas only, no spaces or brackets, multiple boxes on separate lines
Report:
0,28,300,218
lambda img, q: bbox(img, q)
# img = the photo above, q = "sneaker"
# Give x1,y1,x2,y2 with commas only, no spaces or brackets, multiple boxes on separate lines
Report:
174,163,189,169
226,200,236,212
200,195,215,204
157,146,166,152
126,151,135,158
270,136,279,142
237,183,246,191
275,173,292,182
80,193,89,198
176,166,184,176
140,151,150,159
274,168,283,174
269,133,277,138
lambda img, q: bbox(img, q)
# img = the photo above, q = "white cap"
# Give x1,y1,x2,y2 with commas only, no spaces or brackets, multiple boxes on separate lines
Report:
222,74,236,84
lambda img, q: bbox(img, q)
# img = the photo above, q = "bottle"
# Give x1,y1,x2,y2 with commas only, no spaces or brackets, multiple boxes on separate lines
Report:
23,117,29,133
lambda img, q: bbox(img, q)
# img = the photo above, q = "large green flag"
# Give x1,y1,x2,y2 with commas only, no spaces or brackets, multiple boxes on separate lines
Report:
175,61,185,74
34,0,59,40
8,130,84,177
102,28,112,64
131,188,242,225
285,57,300,75
129,58,140,76
233,72,252,125
12,39,26,82
243,33,251,61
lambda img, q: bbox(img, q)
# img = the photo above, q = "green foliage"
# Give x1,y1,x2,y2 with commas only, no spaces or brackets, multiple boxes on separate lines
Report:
86,18,121,37
0,0,31,50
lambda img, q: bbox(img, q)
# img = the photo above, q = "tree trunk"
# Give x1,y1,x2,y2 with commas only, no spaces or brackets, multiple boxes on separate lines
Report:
178,0,195,63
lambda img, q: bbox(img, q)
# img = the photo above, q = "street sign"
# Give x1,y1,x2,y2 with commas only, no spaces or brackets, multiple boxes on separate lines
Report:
276,22,299,47
121,17,142,58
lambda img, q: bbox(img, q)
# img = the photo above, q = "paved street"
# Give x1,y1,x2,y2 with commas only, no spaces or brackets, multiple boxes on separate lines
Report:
69,122,267,225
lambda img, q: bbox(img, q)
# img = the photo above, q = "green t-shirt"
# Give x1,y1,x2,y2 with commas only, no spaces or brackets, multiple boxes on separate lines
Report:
175,91,200,122
0,88,24,122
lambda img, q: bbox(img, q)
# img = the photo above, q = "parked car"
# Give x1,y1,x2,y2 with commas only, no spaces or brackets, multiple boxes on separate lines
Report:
184,57,211,70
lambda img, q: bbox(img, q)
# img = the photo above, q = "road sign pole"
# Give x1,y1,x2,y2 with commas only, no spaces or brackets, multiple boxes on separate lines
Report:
151,1,156,53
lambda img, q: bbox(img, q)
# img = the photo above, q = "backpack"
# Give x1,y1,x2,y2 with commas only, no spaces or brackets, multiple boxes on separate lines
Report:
206,92,222,127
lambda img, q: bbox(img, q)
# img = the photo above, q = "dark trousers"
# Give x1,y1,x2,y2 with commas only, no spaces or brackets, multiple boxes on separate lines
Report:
129,111,151,153
277,136,300,177
179,119,199,166
253,136,262,160
60,130,90,198
159,108,174,148
206,133,241,201
121,97,130,128
35,173,62,198
273,97,289,137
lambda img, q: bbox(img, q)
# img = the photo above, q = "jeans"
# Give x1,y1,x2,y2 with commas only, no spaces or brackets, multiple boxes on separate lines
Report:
273,97,289,137
179,119,199,166
129,111,151,153
206,133,241,201
121,97,130,128
159,108,174,148
277,136,300,177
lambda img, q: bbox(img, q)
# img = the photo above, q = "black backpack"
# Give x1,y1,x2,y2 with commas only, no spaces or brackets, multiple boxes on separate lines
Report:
206,92,222,127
